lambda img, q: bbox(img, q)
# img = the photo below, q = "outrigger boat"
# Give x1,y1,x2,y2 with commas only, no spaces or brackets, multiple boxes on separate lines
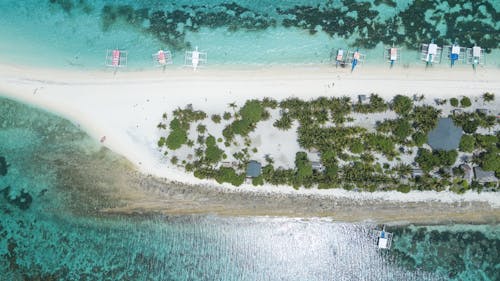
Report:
466,44,485,72
105,49,128,69
184,46,207,71
152,49,173,69
420,40,442,68
334,48,347,68
384,45,401,68
444,41,466,67
345,48,365,72
374,225,393,249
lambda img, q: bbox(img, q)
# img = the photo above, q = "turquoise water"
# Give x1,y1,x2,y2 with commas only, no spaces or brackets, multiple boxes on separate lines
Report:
0,0,498,69
1,1,500,279
1,96,499,280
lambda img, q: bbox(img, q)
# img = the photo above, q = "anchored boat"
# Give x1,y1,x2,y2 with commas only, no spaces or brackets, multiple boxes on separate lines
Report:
375,226,393,249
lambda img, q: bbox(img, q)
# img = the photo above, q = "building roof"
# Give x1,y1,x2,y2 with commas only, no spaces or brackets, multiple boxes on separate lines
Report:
427,118,463,150
311,161,325,172
412,168,423,177
474,167,497,183
246,160,262,178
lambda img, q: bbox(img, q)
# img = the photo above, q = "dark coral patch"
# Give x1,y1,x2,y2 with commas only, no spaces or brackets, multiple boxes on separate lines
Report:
1,186,33,210
0,156,8,176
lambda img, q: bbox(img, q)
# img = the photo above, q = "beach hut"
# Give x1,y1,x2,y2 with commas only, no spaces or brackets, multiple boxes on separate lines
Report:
311,161,325,173
358,94,369,105
466,45,485,71
476,108,489,115
444,42,466,67
345,49,365,72
105,49,127,68
460,164,473,183
427,118,463,151
184,46,207,70
420,40,442,67
246,160,262,178
152,49,173,68
384,45,401,68
411,168,423,178
474,167,497,184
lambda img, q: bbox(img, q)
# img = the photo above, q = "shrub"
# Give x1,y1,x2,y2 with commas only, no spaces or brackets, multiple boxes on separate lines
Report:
165,129,187,150
393,119,412,142
459,135,475,152
397,185,411,193
196,124,206,134
460,97,472,107
157,137,166,147
240,100,264,123
349,141,364,154
211,114,221,123
273,113,293,130
482,92,494,102
450,98,459,107
223,112,232,120
415,148,458,172
205,135,224,164
252,175,264,186
295,152,313,180
170,156,178,165
215,167,245,186
391,95,413,116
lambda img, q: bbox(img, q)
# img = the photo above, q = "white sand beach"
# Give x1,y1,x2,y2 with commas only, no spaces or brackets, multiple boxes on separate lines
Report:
1,63,500,210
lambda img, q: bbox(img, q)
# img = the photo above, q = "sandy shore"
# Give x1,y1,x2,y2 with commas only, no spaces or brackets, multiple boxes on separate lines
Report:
1,63,500,221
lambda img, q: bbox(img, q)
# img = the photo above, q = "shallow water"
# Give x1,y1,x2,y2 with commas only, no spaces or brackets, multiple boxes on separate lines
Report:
1,96,499,280
0,0,498,69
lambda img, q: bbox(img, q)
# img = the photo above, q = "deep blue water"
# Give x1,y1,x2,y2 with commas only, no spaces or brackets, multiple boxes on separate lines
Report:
1,96,499,280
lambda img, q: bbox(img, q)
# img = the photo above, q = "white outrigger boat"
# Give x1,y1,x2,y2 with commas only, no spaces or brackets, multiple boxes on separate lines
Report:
374,226,393,249
105,49,128,69
333,48,347,67
466,44,485,71
384,45,401,68
345,49,366,72
420,40,442,68
152,49,173,69
444,41,466,67
184,46,207,70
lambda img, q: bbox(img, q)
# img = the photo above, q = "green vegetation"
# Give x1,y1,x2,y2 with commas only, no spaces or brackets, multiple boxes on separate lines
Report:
412,132,427,147
156,94,498,193
273,113,293,130
451,112,496,134
460,97,472,107
294,152,313,187
391,95,413,116
224,100,268,139
205,136,224,164
459,135,475,152
482,92,495,102
165,118,188,150
211,114,221,123
412,105,440,134
355,94,388,113
415,148,458,172
450,98,459,107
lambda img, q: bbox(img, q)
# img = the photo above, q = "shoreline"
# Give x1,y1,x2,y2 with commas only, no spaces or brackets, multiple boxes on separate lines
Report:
1,63,500,222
